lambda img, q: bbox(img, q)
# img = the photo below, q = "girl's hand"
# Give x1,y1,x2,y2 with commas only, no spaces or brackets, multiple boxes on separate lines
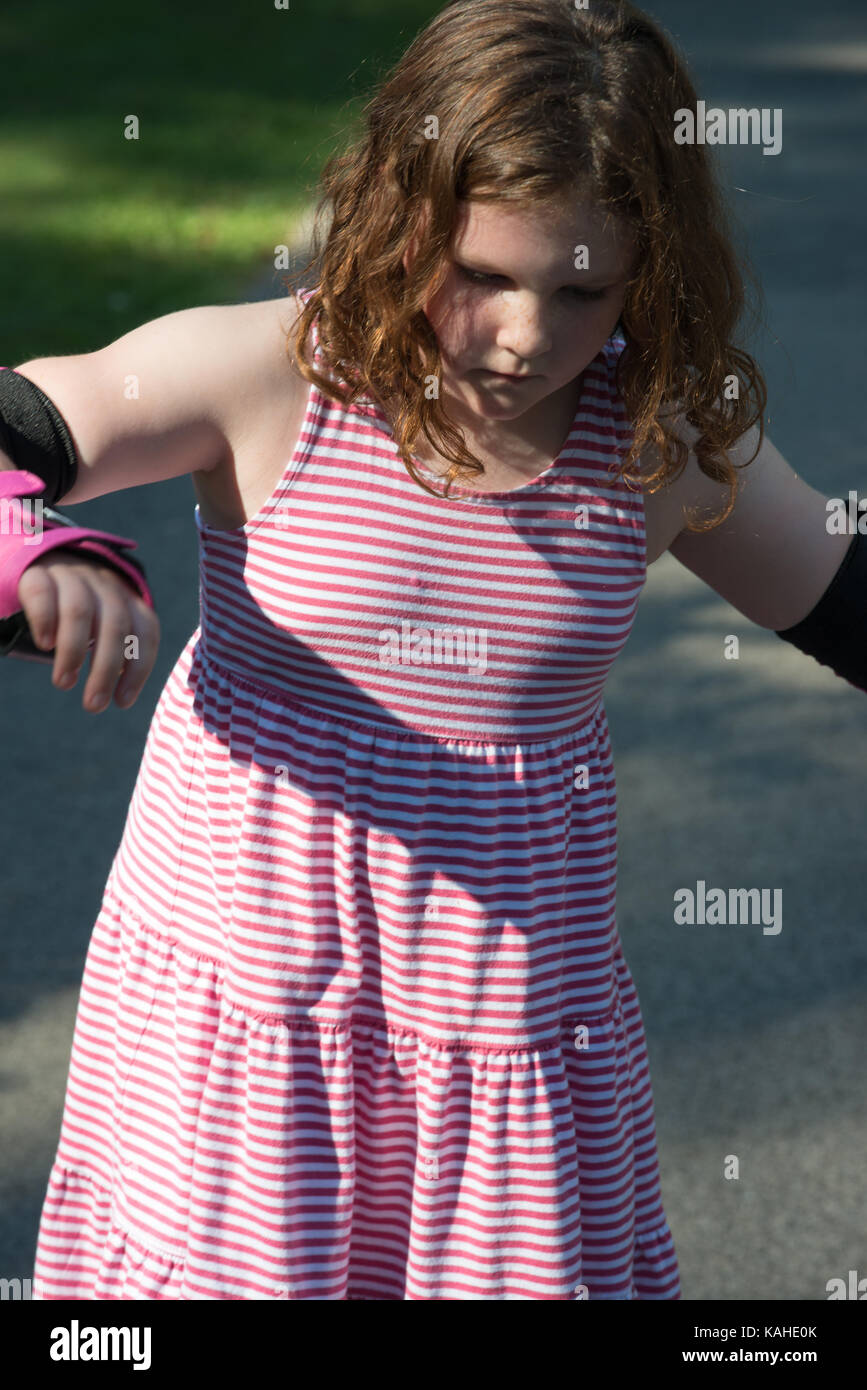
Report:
16,549,160,711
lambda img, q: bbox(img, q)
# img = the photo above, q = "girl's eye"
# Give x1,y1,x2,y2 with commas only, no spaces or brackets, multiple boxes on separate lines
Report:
456,265,607,301
457,267,498,287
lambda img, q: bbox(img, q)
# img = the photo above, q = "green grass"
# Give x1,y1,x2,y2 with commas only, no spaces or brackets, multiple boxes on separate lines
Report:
0,0,438,359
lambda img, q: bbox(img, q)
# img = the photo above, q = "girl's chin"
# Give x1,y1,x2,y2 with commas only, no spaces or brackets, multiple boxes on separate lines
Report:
439,366,544,416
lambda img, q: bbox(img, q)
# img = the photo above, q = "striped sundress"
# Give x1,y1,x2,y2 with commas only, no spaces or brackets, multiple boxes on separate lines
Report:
32,288,681,1299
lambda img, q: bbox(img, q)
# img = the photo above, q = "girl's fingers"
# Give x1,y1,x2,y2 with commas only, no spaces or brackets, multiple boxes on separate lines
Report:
17,553,159,710
16,562,60,651
51,572,99,691
80,594,134,712
113,601,160,708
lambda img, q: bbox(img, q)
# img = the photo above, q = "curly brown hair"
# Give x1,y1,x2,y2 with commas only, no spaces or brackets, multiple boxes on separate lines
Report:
283,0,768,530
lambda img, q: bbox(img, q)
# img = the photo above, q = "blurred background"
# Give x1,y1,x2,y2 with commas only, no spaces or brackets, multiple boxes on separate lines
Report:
0,0,864,1300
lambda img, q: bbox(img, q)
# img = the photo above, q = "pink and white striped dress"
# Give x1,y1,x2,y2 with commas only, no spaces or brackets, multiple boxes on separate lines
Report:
32,290,680,1299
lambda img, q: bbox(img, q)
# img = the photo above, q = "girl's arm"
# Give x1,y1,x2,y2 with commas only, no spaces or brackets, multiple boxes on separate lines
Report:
4,303,243,503
2,294,301,706
666,422,854,633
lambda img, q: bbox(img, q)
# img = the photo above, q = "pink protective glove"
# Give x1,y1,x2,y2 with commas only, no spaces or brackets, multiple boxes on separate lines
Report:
0,469,153,661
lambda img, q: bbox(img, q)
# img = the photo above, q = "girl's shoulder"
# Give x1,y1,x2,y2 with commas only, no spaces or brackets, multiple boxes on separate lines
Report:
190,293,313,533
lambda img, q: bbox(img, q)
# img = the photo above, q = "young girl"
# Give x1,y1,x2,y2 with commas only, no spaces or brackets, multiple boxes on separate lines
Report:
6,0,861,1300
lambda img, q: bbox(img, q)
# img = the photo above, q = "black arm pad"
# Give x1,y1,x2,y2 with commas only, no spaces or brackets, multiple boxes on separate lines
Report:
775,531,867,692
0,367,79,506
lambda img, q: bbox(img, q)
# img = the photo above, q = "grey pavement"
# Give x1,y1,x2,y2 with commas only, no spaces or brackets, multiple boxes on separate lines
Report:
1,0,865,1300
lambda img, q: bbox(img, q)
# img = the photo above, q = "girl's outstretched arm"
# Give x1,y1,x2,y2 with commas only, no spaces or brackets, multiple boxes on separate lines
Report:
0,303,249,704
666,423,854,634
2,304,242,505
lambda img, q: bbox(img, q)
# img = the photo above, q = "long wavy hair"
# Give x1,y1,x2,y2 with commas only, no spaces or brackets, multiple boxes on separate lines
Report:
284,0,768,528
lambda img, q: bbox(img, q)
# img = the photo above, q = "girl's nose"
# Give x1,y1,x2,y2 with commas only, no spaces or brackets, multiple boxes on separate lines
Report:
495,297,553,360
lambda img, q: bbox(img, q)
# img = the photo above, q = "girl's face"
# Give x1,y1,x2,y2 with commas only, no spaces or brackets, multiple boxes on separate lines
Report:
408,194,638,430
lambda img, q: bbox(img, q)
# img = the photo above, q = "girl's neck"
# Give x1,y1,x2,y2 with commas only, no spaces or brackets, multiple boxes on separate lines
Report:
414,369,587,478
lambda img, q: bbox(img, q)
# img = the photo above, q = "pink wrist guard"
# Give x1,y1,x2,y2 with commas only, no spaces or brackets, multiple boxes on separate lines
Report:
0,469,153,662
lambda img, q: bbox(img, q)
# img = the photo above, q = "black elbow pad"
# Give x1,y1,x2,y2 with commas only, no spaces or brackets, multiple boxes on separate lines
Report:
0,367,79,506
775,531,867,692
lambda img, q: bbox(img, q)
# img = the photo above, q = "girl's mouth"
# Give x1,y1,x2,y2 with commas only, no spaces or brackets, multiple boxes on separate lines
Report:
481,370,538,381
